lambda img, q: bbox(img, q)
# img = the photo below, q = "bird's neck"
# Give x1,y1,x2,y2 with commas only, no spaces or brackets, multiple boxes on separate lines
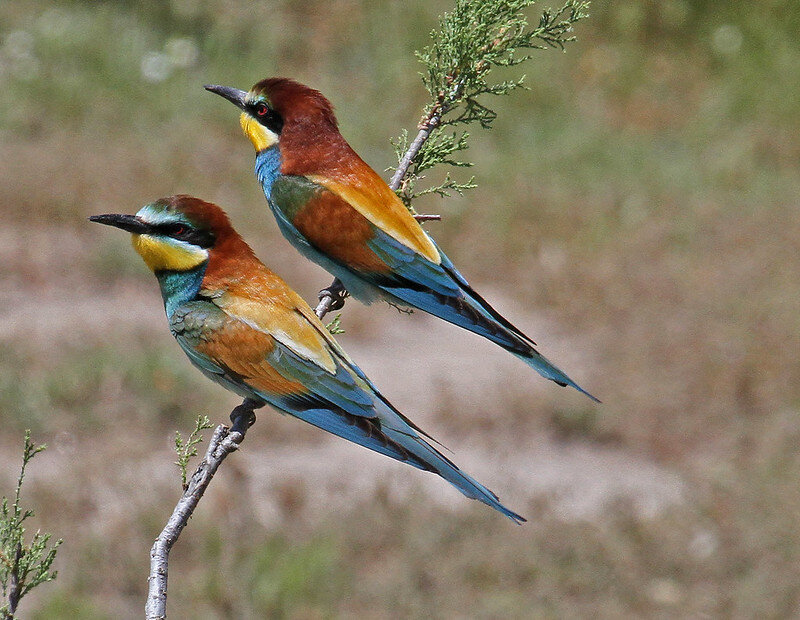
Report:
154,264,207,318
255,145,282,200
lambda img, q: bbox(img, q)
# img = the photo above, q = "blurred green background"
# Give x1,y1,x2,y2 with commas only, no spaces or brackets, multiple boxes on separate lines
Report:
1,0,798,617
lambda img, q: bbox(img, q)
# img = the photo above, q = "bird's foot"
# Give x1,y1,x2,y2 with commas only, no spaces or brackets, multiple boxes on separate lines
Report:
318,279,349,312
229,398,262,435
387,300,414,315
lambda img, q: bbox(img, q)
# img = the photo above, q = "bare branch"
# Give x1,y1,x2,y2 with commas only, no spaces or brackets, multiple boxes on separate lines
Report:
411,214,442,222
145,399,259,620
388,110,444,191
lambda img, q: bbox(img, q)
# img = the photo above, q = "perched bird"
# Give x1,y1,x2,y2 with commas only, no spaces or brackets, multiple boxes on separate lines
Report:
90,195,524,522
206,78,598,402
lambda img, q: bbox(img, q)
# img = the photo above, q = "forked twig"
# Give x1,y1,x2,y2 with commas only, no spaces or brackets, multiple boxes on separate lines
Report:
145,400,259,620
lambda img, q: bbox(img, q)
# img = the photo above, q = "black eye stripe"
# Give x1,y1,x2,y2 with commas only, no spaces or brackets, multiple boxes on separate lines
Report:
247,101,284,135
159,223,186,236
154,223,215,249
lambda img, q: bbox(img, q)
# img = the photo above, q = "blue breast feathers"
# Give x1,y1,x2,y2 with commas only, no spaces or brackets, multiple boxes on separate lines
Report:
254,146,282,200
155,266,207,319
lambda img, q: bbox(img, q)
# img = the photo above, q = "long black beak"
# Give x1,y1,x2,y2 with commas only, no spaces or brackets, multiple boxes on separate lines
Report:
89,214,152,234
204,84,248,111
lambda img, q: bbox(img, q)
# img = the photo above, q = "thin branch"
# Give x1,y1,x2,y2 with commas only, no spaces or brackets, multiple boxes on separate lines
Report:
410,214,442,222
145,399,260,620
6,545,20,620
388,110,444,191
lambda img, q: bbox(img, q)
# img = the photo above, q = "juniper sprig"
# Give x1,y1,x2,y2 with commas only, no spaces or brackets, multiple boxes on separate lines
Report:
390,0,591,208
0,431,61,620
174,415,214,490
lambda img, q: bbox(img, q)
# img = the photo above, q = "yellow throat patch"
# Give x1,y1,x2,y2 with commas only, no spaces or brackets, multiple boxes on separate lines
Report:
132,234,208,272
240,113,279,151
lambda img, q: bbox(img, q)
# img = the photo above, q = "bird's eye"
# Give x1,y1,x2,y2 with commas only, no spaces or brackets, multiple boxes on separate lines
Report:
255,102,269,117
162,223,187,237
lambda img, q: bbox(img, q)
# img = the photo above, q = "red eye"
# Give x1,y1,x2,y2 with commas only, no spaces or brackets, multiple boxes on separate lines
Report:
171,225,186,236
256,103,269,116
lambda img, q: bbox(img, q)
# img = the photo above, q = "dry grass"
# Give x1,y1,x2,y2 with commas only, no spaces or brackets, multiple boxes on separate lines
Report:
0,0,798,617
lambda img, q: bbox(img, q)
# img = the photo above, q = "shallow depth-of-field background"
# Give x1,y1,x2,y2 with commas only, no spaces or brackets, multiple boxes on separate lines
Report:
1,1,798,617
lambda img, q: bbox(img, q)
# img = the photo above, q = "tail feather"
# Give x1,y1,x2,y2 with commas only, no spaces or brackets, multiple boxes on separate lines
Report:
466,288,601,402
275,397,526,523
384,262,599,402
511,348,601,403
381,425,527,524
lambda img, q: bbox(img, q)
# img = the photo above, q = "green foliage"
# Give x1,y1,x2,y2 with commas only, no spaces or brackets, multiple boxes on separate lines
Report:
391,0,590,207
174,415,213,490
0,432,61,619
325,313,345,335
419,0,591,115
391,128,477,207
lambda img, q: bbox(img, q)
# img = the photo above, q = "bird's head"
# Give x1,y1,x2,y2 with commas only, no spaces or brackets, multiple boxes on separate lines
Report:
205,77,337,153
90,195,234,273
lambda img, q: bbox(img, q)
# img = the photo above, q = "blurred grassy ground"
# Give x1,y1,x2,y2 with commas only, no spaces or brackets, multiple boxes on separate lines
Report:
1,0,799,617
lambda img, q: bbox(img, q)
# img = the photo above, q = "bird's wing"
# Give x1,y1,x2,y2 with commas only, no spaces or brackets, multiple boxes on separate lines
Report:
306,163,440,264
169,299,311,398
169,279,376,418
169,285,526,522
271,174,455,293
270,174,527,350
168,296,451,471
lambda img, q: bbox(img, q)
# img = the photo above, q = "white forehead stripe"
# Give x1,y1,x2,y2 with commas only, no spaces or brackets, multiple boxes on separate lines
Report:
136,204,183,225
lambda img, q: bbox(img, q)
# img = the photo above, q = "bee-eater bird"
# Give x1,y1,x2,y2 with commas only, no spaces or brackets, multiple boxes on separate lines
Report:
206,78,598,402
90,195,525,523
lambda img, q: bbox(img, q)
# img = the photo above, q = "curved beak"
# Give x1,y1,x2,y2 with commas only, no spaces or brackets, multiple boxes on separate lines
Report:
89,214,151,234
204,84,248,111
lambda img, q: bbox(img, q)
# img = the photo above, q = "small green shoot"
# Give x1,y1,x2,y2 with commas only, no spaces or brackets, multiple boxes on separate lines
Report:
0,431,61,620
325,314,345,335
174,415,213,490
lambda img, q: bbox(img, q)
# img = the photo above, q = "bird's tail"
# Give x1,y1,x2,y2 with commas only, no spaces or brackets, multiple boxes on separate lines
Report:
380,413,527,524
454,282,600,403
387,255,599,402
509,347,600,403
277,397,526,523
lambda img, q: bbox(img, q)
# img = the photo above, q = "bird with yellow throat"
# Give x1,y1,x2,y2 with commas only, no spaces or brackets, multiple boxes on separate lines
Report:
90,195,525,523
206,78,598,402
